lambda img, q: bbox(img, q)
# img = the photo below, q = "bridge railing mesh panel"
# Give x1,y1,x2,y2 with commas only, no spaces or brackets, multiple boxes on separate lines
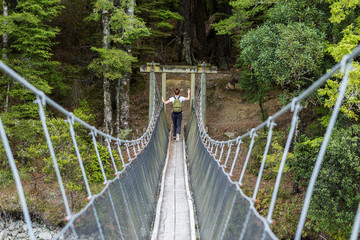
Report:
187,46,360,240
0,61,169,240
186,109,276,239
57,109,169,239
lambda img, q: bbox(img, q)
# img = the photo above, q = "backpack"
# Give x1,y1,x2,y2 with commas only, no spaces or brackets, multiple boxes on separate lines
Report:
172,96,182,113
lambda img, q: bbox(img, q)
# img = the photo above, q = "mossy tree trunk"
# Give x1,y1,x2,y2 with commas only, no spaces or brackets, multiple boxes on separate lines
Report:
102,1,113,135
177,0,195,64
117,0,133,132
3,0,9,113
120,73,130,130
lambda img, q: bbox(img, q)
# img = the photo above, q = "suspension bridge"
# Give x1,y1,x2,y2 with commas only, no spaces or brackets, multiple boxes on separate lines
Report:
1,45,360,240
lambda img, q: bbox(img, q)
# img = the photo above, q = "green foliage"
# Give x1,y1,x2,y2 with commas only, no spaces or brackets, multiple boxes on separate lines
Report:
137,0,182,34
327,0,360,24
0,169,13,186
291,135,322,182
3,0,63,60
318,63,360,121
88,47,137,80
111,8,150,45
87,0,150,80
0,0,64,117
239,22,325,90
267,0,329,32
212,0,271,38
237,68,267,104
74,100,96,125
291,124,360,238
275,23,325,88
265,142,292,178
320,1,360,124
134,0,182,59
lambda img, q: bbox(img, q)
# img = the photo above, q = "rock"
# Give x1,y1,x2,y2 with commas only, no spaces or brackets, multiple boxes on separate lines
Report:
224,132,236,139
10,230,18,237
22,224,27,232
8,222,15,231
1,229,8,240
16,232,28,239
38,232,52,240
225,82,235,90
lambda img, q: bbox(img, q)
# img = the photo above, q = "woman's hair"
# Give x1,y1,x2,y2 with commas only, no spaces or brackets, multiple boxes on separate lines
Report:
174,88,180,95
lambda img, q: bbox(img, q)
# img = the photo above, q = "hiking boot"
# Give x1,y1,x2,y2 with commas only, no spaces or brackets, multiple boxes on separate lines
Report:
176,133,179,142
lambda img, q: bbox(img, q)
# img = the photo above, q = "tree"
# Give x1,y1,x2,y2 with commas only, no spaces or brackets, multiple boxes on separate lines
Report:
0,0,63,118
319,0,360,121
292,123,360,239
2,0,8,112
212,0,271,39
88,0,149,135
136,0,183,63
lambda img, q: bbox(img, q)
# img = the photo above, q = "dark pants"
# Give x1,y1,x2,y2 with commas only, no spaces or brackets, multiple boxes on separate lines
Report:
171,112,182,137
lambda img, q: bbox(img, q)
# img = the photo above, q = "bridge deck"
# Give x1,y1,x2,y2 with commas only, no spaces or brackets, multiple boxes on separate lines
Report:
153,135,195,240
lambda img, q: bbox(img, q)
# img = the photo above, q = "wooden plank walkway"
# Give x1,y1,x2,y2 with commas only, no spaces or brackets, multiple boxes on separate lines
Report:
152,135,196,240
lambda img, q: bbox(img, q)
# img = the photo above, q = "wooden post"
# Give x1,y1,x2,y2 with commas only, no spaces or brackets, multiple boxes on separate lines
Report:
162,72,166,113
149,64,155,122
201,63,207,127
191,70,195,105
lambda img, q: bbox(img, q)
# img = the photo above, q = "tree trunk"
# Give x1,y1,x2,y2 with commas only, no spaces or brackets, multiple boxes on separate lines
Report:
116,78,121,134
215,34,231,70
120,73,130,130
194,0,207,59
177,0,195,64
2,0,8,59
117,0,133,132
207,0,232,69
102,2,113,135
259,101,266,122
3,0,9,113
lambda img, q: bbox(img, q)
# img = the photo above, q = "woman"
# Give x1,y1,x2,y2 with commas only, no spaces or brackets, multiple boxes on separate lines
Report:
162,88,191,141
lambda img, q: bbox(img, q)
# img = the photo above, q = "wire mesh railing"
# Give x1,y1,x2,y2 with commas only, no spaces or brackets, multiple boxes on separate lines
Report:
0,62,169,239
186,45,360,239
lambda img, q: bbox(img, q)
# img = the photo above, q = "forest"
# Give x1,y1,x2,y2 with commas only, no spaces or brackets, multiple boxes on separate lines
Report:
0,0,360,239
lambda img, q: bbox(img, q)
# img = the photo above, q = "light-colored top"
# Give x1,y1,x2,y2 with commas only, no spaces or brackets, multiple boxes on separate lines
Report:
169,96,186,103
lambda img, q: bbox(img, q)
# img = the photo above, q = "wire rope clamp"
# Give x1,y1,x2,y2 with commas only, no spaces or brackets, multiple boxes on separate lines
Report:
34,91,46,106
86,196,93,202
64,215,72,222
340,54,351,74
251,198,260,204
66,113,75,125
266,116,277,128
250,128,257,138
290,97,301,112
90,127,97,137
267,218,276,226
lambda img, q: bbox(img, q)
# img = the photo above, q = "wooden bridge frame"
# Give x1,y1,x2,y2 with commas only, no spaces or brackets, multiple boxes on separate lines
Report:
140,63,217,126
